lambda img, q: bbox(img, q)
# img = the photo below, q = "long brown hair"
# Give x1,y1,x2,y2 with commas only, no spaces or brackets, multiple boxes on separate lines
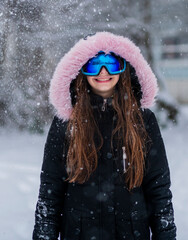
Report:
65,63,149,191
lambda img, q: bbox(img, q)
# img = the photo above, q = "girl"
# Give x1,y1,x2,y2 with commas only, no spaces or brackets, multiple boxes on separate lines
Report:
33,32,176,240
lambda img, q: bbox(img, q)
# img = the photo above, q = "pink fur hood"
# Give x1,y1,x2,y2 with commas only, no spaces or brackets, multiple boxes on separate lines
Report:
49,31,158,120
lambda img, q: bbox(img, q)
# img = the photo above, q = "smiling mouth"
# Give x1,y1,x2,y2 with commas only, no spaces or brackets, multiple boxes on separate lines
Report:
95,77,112,82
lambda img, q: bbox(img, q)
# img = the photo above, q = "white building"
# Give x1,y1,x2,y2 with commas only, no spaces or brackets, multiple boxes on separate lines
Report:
154,33,188,103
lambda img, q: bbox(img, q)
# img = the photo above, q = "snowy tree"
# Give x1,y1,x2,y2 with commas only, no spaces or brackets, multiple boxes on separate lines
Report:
0,0,53,132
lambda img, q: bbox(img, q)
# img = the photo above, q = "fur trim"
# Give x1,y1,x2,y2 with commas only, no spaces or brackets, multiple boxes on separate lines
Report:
49,31,158,120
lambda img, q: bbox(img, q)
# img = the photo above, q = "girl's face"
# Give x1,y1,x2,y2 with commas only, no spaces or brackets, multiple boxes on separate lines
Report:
86,67,120,98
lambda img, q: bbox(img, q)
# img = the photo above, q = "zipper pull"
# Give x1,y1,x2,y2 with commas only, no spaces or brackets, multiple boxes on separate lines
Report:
101,98,107,111
122,146,126,172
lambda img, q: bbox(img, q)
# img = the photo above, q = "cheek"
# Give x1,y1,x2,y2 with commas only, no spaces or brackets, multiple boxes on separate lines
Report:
114,76,120,84
86,77,93,85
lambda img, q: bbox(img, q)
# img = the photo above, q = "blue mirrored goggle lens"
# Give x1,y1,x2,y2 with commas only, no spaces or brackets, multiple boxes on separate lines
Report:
82,53,125,75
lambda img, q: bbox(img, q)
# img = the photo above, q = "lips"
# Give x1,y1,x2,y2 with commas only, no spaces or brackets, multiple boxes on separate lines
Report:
95,77,112,82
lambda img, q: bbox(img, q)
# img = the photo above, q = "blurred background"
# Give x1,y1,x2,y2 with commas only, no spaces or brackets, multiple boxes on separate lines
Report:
0,0,188,239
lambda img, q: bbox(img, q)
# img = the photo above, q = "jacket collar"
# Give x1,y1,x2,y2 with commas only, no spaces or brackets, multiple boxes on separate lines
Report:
89,90,114,112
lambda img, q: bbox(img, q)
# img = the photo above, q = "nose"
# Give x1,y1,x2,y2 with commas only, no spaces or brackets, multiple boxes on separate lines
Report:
99,67,109,75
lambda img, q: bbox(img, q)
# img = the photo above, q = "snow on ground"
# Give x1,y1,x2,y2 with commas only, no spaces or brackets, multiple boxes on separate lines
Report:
162,105,188,240
0,129,45,240
0,106,188,240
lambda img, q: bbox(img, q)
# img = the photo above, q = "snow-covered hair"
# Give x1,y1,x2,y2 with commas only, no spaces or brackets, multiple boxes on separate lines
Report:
49,31,158,120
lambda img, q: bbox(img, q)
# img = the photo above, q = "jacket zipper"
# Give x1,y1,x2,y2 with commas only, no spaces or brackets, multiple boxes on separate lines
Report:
99,98,107,238
101,98,107,111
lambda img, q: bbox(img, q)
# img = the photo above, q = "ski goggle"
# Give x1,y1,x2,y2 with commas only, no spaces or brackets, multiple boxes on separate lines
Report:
81,52,126,76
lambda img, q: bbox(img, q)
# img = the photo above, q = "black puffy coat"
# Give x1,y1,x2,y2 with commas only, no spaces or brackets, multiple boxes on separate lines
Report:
33,92,176,240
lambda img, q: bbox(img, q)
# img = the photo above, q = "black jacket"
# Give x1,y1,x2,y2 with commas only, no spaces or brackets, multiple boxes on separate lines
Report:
33,93,176,240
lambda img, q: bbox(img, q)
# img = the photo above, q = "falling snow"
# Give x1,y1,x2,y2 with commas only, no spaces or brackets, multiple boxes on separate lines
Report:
0,0,188,239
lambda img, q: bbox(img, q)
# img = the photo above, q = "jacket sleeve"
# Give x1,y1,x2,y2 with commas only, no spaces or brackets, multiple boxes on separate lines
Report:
142,110,177,240
32,116,68,240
